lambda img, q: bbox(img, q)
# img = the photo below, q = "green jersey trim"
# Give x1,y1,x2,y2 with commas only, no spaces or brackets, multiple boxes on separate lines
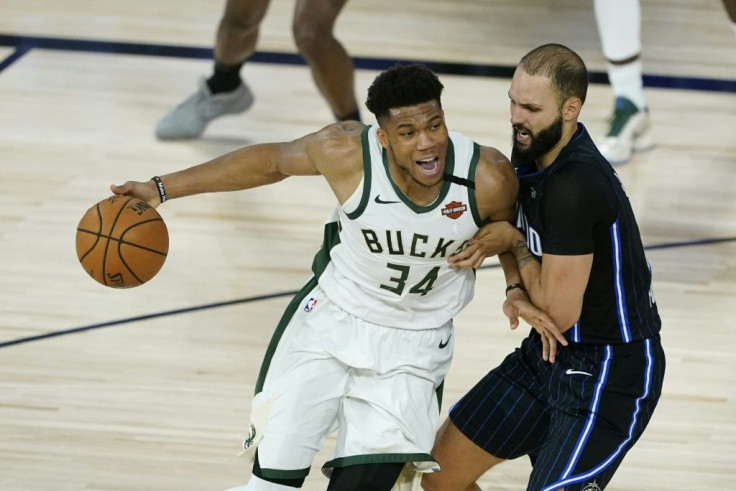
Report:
323,452,437,470
345,125,373,220
254,276,319,394
467,142,486,227
311,220,341,279
256,220,341,393
258,465,312,480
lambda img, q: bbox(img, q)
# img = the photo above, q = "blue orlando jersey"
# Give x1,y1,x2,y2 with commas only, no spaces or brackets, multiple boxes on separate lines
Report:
515,123,661,344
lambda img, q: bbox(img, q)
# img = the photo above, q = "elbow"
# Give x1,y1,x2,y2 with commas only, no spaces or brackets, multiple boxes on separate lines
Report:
553,315,580,333
542,305,582,333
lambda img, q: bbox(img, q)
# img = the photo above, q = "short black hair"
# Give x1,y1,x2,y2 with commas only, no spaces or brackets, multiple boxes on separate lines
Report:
365,64,444,123
519,43,588,106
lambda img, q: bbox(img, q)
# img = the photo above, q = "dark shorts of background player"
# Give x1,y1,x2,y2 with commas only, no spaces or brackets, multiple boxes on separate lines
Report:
449,331,665,491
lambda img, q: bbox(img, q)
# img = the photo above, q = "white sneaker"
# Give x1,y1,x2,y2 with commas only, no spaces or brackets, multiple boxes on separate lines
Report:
155,77,254,140
597,97,655,165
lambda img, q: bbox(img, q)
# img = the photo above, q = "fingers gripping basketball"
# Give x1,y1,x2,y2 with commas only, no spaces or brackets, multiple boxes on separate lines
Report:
76,195,169,288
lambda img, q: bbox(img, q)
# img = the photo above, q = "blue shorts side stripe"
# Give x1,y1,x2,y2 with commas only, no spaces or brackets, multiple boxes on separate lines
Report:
557,346,613,480
542,339,654,491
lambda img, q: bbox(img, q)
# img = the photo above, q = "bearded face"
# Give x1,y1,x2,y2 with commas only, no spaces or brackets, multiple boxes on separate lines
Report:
511,113,563,168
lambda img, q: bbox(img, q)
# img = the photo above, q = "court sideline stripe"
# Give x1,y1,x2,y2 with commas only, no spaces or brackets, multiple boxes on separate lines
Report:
0,34,735,93
0,45,29,72
0,236,733,349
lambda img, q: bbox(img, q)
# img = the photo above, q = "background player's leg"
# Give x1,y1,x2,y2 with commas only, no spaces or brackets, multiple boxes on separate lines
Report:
724,0,736,37
292,0,360,121
593,0,654,165
155,0,268,139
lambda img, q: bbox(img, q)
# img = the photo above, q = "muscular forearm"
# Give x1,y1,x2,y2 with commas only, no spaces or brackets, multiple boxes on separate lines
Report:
499,251,523,288
509,236,543,296
508,235,582,332
158,144,288,200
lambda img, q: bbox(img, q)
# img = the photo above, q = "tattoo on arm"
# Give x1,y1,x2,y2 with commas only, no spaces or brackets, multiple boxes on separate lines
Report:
511,239,536,271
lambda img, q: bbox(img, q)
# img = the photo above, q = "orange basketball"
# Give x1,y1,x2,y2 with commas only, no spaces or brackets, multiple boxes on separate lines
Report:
75,195,169,288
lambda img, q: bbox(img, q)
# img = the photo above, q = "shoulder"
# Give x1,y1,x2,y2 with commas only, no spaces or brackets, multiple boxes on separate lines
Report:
547,158,610,191
310,121,365,150
305,121,366,171
473,145,518,221
302,121,367,199
475,145,517,195
545,160,619,216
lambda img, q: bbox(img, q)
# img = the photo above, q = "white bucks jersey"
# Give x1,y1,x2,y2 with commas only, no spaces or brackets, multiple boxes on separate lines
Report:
312,125,485,330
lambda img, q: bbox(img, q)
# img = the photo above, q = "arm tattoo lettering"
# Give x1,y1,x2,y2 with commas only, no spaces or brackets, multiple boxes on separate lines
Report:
511,238,536,271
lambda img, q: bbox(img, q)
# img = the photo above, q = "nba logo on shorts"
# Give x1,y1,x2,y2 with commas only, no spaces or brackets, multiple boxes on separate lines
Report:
304,297,318,313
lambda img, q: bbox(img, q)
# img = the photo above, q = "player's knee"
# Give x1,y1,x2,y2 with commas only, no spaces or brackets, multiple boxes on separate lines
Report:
221,9,263,34
421,471,449,491
292,22,332,56
421,471,438,490
327,462,404,491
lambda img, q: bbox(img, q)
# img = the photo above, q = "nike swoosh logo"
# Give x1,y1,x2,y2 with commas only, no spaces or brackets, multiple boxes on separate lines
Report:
438,334,452,349
565,369,592,376
374,195,400,204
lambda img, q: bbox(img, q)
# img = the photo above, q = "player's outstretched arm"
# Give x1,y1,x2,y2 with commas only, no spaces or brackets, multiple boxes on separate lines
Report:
111,121,364,204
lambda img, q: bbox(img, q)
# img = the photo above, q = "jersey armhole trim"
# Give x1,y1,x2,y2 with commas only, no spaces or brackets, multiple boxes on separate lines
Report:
468,142,485,227
346,125,373,220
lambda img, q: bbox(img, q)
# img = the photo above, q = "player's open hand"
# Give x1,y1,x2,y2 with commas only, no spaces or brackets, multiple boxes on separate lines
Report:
503,289,567,363
448,221,517,269
110,181,160,208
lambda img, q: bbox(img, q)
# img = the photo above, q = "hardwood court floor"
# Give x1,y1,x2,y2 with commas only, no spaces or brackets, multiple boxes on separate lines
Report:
0,0,735,489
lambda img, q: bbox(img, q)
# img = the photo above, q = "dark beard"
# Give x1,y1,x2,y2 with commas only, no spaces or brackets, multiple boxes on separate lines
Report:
511,115,563,168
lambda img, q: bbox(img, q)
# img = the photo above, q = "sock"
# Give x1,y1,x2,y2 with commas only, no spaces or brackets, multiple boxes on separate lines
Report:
606,60,647,111
207,61,244,94
594,0,647,110
337,110,361,122
594,0,641,60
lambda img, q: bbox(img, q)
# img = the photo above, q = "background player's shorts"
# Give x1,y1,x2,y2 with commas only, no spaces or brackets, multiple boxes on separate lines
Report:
244,279,453,481
449,331,665,491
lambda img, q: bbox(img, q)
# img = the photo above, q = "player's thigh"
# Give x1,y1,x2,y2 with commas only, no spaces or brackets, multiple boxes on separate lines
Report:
449,334,551,460
529,337,665,491
254,287,351,473
255,355,347,474
326,323,453,472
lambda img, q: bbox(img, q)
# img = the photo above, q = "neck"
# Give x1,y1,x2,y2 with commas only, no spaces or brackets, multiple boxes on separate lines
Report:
386,159,443,206
536,122,578,170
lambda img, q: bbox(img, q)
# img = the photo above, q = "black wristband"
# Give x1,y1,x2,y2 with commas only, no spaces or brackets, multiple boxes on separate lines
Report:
151,176,167,203
505,283,527,296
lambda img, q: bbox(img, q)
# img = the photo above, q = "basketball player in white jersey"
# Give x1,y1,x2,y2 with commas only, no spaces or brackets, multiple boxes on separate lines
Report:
111,64,557,490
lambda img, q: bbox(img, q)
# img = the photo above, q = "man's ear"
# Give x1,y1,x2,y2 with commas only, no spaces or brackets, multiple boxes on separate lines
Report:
563,97,582,122
376,128,390,149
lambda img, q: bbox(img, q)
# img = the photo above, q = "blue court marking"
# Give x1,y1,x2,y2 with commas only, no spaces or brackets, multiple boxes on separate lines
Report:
0,292,294,349
1,236,733,349
0,34,735,93
0,45,30,72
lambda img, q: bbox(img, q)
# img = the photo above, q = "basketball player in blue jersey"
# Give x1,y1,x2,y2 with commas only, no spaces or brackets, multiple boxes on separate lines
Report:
111,64,555,490
423,44,665,491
